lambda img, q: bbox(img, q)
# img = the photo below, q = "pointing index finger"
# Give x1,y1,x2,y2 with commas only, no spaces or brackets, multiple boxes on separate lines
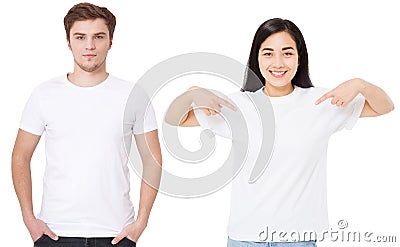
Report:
315,91,332,105
217,97,237,111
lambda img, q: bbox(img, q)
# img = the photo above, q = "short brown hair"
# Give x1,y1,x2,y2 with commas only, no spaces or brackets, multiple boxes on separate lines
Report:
64,2,116,41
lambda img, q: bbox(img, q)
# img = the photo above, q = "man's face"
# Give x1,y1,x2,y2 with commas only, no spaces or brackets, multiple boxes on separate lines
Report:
68,18,111,73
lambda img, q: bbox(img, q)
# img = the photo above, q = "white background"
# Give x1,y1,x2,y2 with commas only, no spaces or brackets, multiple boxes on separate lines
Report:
1,0,399,246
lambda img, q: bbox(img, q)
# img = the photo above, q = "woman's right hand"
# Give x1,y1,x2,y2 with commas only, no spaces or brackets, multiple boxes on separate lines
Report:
186,86,236,116
165,86,236,127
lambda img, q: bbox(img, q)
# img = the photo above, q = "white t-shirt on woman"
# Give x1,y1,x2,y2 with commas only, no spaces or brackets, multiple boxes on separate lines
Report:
194,86,365,242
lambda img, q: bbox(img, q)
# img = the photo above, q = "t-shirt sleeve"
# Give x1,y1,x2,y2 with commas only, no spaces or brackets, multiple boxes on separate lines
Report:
335,93,365,132
193,103,232,139
129,86,158,135
19,88,45,136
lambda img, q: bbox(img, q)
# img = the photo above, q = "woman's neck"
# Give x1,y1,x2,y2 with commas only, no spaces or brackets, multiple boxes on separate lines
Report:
263,83,294,97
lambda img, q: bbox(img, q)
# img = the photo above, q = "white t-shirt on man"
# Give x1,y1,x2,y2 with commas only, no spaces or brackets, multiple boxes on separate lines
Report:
20,74,157,237
194,86,365,242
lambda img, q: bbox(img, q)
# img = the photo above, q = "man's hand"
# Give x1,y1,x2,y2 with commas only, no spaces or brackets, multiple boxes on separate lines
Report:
111,220,147,245
25,217,58,242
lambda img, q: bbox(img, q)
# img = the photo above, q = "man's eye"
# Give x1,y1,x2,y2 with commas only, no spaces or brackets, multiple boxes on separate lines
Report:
96,35,104,39
76,36,84,40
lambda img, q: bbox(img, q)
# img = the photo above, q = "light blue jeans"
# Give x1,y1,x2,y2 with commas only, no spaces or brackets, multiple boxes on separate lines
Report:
227,238,317,247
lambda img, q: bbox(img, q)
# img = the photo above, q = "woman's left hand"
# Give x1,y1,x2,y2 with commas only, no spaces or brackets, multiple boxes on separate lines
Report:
315,78,364,107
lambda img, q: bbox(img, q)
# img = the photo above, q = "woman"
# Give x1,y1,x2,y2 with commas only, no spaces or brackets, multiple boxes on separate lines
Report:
165,18,394,246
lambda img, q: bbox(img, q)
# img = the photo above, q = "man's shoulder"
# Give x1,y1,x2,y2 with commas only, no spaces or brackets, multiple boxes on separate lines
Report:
32,75,67,93
108,74,133,86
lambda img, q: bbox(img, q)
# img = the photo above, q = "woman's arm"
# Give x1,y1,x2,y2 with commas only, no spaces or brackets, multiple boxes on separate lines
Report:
356,79,395,117
164,86,236,127
315,78,394,117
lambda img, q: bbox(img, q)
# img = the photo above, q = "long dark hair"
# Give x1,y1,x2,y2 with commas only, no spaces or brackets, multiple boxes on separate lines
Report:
242,18,313,92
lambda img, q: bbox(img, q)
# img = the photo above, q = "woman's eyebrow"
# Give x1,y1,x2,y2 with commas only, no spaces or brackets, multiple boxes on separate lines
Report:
261,46,295,52
282,46,295,51
261,47,274,51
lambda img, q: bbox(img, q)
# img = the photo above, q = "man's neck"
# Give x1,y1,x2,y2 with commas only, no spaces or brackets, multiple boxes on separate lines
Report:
67,68,109,88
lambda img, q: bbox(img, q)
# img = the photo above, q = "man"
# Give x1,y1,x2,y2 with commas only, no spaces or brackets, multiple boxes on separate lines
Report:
11,3,162,246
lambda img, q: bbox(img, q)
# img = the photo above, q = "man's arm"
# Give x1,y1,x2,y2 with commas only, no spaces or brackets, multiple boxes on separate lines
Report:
135,129,162,225
112,129,162,245
11,129,58,242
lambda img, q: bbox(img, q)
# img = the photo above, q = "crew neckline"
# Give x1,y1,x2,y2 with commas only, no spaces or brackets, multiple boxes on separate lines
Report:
257,85,300,104
64,73,110,90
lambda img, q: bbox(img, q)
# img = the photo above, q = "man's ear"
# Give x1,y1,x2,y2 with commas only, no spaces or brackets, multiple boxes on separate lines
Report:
109,39,113,50
67,38,72,50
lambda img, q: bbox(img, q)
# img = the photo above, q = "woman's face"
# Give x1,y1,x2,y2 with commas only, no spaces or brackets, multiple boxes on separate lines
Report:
258,31,299,91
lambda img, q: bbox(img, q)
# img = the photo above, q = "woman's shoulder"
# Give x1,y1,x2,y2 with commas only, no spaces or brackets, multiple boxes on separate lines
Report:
220,90,260,109
297,86,330,97
227,90,250,101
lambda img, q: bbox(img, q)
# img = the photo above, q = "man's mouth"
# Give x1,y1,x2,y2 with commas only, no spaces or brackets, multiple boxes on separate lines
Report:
83,54,97,58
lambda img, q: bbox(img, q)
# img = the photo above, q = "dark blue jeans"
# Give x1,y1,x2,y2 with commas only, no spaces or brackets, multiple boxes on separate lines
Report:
227,237,317,246
33,235,136,247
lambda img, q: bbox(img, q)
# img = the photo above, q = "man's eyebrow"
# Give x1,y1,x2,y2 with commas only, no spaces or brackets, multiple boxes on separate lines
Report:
73,32,107,36
73,32,86,36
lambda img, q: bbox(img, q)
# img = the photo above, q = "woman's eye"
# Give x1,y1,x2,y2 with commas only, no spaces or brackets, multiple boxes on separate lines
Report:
284,52,294,56
263,52,272,57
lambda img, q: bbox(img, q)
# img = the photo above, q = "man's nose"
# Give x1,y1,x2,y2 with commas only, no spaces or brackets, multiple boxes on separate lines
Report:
85,38,96,50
